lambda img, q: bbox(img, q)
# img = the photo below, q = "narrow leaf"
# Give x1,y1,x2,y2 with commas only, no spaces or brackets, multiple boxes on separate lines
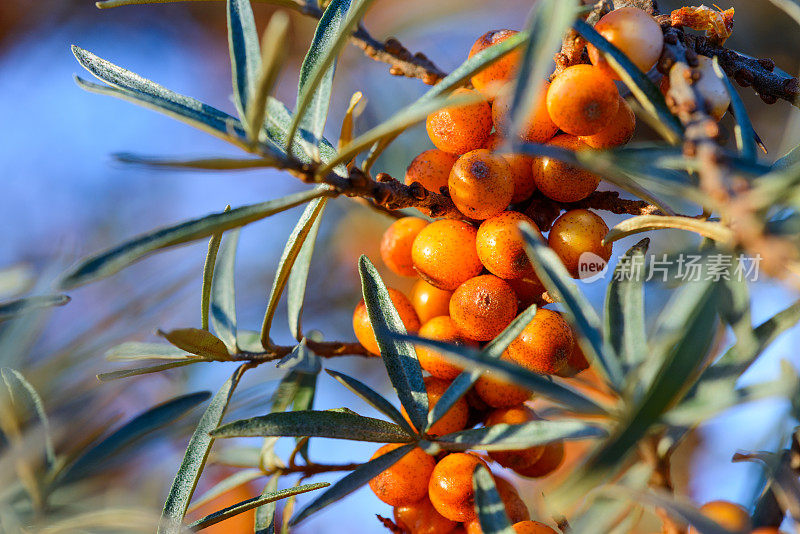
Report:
247,11,290,143
188,469,264,512
604,216,733,245
227,0,261,119
0,295,70,321
472,464,514,534
358,256,428,434
255,475,280,534
159,367,246,533
115,154,280,170
712,58,757,162
201,207,228,331
0,368,55,466
105,342,192,361
435,419,606,452
212,410,412,443
211,230,241,352
286,199,326,340
58,188,327,289
159,328,231,360
289,443,415,526
98,360,200,381
604,238,649,369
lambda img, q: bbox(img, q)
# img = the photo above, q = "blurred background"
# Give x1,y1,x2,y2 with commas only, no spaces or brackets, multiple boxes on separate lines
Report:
1,0,800,531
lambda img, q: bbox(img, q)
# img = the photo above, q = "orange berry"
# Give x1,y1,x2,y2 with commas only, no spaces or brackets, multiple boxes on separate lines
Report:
484,133,537,204
402,376,469,436
417,316,468,380
532,135,601,203
507,308,573,375
587,7,664,80
353,288,421,356
508,277,546,310
485,406,545,471
369,444,436,506
427,88,493,155
689,501,751,534
751,529,784,534
188,474,256,533
449,149,514,220
474,352,532,408
410,279,454,324
579,96,635,149
512,520,558,534
476,211,541,280
394,495,458,534
405,149,459,193
412,220,483,291
469,30,522,99
547,65,619,136
555,334,590,378
464,477,530,534
548,209,612,279
380,217,428,277
428,453,488,522
492,82,558,144
450,275,518,342
514,441,564,478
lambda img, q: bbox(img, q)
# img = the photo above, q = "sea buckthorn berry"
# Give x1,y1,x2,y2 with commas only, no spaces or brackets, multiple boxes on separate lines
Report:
555,335,590,378
492,82,558,144
380,217,428,277
412,220,483,291
394,495,458,534
469,30,522,99
353,288,421,356
426,88,493,155
547,64,619,136
508,277,546,310
688,501,752,534
449,149,514,220
402,376,469,436
417,316,468,380
532,135,601,203
474,352,532,408
579,96,636,149
512,521,558,534
369,444,436,506
485,406,545,471
514,441,564,478
450,275,518,342
428,453,488,522
484,133,536,204
476,211,541,280
405,149,459,193
548,209,612,279
465,477,530,534
507,308,573,375
411,279,455,325
587,7,664,81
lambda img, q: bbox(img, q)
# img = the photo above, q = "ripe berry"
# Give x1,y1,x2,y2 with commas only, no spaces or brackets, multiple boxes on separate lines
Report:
449,149,514,220
416,316,467,380
689,501,751,534
512,521,558,534
411,279,454,324
484,405,545,471
507,276,546,310
507,308,573,375
369,444,436,506
412,220,483,290
514,441,564,478
579,96,636,149
401,376,469,436
532,135,601,203
380,217,428,277
474,352,532,408
405,149,459,193
450,275,518,342
492,82,558,144
547,64,619,136
394,495,458,534
468,30,522,99
428,453,488,522
547,209,612,279
484,133,536,204
353,288,421,356
476,211,541,280
427,88,493,155
464,477,530,534
587,7,664,80
555,335,590,378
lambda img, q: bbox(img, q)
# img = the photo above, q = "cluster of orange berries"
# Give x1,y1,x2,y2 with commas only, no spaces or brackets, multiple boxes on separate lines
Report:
350,8,737,533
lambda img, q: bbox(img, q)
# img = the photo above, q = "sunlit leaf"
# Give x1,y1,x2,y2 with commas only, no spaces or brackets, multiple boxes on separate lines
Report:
201,207,228,332
358,256,428,434
212,409,412,443
115,153,281,170
159,367,247,533
211,230,241,352
604,239,648,370
247,12,290,143
434,419,606,452
227,0,261,120
254,475,280,534
604,216,733,245
287,199,327,340
158,328,231,360
105,342,192,362
472,464,514,534
187,469,264,513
